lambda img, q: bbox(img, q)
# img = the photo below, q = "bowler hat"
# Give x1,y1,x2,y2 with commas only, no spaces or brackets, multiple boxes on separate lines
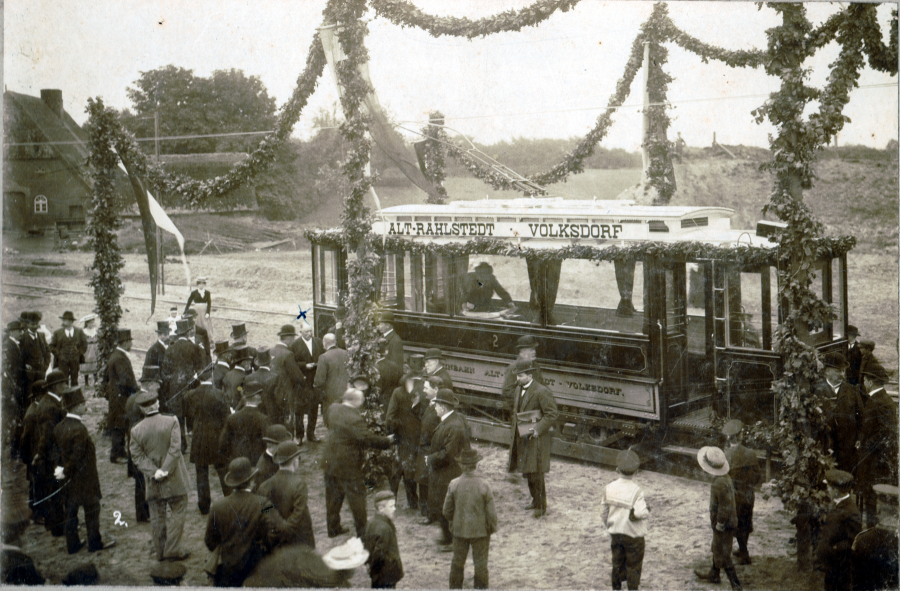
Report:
5,320,23,331
140,365,160,383
117,328,133,343
31,311,43,322
59,311,76,322
62,386,86,410
273,441,303,465
231,323,248,340
408,354,425,372
45,369,68,391
862,361,890,384
514,335,539,350
424,348,443,360
263,424,292,444
256,346,271,366
457,449,483,465
434,389,458,408
373,490,396,505
822,351,848,370
848,325,859,337
323,537,369,571
156,321,170,334
18,311,32,323
859,339,876,350
512,358,535,374
149,561,186,586
334,306,348,320
824,469,854,491
377,311,394,324
721,419,744,437
134,390,158,407
214,341,230,356
616,450,640,474
697,446,729,476
224,457,258,488
277,324,296,337
474,262,493,273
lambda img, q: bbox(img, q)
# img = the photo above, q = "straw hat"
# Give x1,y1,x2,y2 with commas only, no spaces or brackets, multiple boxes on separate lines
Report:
697,446,729,476
322,537,369,571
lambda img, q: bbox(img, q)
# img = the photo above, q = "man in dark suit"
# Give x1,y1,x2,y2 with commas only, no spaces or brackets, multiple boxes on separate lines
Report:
425,391,471,549
19,312,48,403
212,341,232,391
322,388,395,538
416,375,442,521
271,325,303,428
3,320,28,459
144,321,170,372
507,359,558,519
291,323,323,441
376,312,404,369
694,446,741,590
130,389,191,562
424,348,453,392
161,320,205,451
501,336,545,408
183,309,211,366
858,362,899,528
20,370,67,535
376,340,402,408
222,346,251,409
722,419,762,565
105,328,140,463
220,383,270,466
183,368,231,514
846,325,862,386
257,424,292,484
852,483,899,591
258,440,315,549
205,458,275,587
387,372,425,510
246,347,278,419
313,333,349,430
816,469,862,591
327,305,348,349
820,352,865,476
51,386,116,554
463,262,513,311
50,311,87,387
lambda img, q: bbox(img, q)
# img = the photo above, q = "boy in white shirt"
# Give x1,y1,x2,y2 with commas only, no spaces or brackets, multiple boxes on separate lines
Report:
600,450,650,590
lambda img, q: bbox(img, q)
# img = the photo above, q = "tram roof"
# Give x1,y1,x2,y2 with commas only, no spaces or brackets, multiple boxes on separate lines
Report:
371,198,777,249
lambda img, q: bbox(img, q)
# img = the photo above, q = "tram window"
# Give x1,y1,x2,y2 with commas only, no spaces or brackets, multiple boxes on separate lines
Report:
459,255,531,321
314,246,340,305
379,252,401,308
424,253,469,314
404,252,424,312
831,258,845,339
727,268,776,349
554,260,646,333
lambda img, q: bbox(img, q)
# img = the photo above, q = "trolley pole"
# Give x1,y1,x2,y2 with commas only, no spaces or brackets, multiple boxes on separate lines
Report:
640,41,651,181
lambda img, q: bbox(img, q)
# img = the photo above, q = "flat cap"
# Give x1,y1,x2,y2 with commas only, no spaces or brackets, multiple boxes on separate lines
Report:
722,419,744,437
616,449,640,474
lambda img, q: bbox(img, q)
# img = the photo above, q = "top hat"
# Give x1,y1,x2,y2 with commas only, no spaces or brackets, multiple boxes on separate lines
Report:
873,484,899,499
134,390,159,407
5,320,23,331
373,490,396,505
721,419,744,437
859,339,876,350
273,441,304,465
457,449,483,465
323,537,369,571
512,358,536,374
424,348,443,360
616,449,640,474
140,365,160,383
697,446,729,476
45,369,68,391
862,361,890,384
514,335,539,350
196,276,207,285
474,262,493,273
334,306,348,320
224,457,258,488
278,324,296,337
824,469,854,491
231,323,248,340
214,341,230,356
173,320,192,336
61,386,86,410
433,389,458,408
377,311,394,324
847,325,859,337
59,311,76,322
231,345,252,362
821,351,848,370
408,354,425,372
156,321,170,334
117,329,133,343
149,561,187,585
256,346,271,366
263,424,292,444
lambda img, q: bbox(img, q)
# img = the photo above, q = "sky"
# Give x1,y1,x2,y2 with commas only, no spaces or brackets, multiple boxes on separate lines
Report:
4,1,898,152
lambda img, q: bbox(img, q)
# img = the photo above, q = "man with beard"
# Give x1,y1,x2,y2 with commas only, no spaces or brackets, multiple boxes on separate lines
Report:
291,323,323,441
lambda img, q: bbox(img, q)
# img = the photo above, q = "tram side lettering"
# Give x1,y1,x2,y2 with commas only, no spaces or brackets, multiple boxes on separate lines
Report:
386,221,624,239
528,223,623,239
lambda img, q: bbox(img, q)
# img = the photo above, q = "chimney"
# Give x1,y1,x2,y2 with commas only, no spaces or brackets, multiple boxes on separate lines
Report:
40,89,64,119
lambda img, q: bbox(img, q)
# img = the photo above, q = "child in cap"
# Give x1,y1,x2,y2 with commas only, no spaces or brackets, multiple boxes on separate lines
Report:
363,490,404,589
601,450,649,591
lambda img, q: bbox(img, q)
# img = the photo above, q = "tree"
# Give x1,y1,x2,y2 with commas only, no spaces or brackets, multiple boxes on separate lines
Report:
121,65,277,154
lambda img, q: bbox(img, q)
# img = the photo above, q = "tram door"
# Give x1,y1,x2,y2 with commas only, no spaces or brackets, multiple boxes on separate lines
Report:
659,263,690,417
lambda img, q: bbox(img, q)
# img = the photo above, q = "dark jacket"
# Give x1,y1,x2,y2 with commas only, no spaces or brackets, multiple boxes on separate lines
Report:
464,271,512,309
322,404,392,481
363,514,403,587
144,340,168,371
222,367,247,409
183,383,229,466
213,361,231,392
205,490,272,584
816,496,861,572
382,330,404,369
852,525,899,591
825,380,865,473
20,392,65,468
257,452,279,485
220,405,269,466
243,545,348,588
386,384,423,467
290,337,324,396
245,367,278,419
444,471,497,539
847,342,863,386
313,347,350,409
508,380,558,474
104,348,139,432
185,289,212,316
501,359,544,404
49,327,87,365
271,344,303,418
724,444,762,508
20,331,49,388
194,327,212,366
258,469,315,549
52,416,101,505
3,337,26,416
416,405,440,484
161,338,204,416
376,359,402,405
709,474,738,531
427,412,470,506
859,388,899,486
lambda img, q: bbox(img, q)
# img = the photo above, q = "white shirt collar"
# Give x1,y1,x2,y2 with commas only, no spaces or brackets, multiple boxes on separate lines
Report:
826,378,842,392
869,387,885,397
439,409,454,421
275,342,288,348
66,413,82,421
383,328,394,337
521,379,534,391
201,381,212,385
217,360,230,367
158,339,169,348
66,328,73,336
47,391,62,402
835,493,851,505
8,336,19,346
116,346,129,354
258,366,270,371
197,289,205,297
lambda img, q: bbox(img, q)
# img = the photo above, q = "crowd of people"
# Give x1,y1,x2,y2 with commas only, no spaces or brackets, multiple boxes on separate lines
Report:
1,301,898,589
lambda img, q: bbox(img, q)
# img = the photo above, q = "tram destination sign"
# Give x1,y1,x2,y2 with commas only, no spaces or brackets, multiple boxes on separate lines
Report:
376,220,637,240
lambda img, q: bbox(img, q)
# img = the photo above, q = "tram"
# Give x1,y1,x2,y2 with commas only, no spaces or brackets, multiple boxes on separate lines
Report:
308,198,852,464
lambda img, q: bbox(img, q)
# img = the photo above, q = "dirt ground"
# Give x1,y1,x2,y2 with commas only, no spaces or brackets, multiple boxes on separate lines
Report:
1,249,852,589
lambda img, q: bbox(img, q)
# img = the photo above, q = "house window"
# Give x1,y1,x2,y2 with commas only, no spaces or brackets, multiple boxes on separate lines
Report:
34,195,48,214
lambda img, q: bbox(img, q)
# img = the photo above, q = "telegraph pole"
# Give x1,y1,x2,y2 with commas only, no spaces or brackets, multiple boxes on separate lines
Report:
154,111,164,295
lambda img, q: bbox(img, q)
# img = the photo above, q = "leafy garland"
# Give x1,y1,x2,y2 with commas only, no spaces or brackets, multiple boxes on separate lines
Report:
419,112,449,204
370,0,581,39
641,3,676,204
84,99,126,378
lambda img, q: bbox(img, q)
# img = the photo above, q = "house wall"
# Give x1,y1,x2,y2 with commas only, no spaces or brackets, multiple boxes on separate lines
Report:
3,157,89,233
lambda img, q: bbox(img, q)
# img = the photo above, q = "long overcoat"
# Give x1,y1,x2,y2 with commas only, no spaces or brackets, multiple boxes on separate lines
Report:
427,412,470,512
52,417,102,505
104,348,139,432
507,380,558,474
183,383,229,466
